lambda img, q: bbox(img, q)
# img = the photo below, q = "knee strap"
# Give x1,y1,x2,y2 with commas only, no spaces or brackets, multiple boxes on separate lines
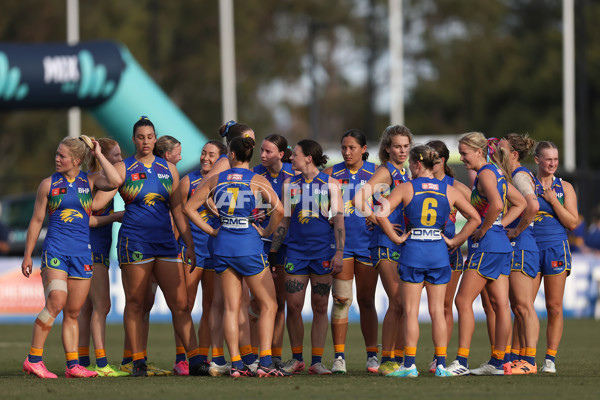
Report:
35,307,56,331
331,279,353,321
44,279,68,298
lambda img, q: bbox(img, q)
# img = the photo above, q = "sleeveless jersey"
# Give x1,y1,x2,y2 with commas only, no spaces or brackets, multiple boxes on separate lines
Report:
331,161,375,255
507,167,538,251
533,176,567,243
253,162,295,241
370,162,410,250
43,171,92,256
180,170,220,256
212,168,264,257
468,164,512,253
286,171,335,260
118,156,174,242
401,177,450,269
90,198,114,255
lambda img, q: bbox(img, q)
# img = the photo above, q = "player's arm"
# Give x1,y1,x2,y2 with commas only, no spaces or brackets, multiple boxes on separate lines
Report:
506,172,539,239
375,184,410,245
184,174,220,237
269,177,291,254
253,175,284,238
168,163,194,267
501,182,526,228
329,176,345,274
21,178,50,277
444,185,480,250
547,180,579,231
353,165,392,223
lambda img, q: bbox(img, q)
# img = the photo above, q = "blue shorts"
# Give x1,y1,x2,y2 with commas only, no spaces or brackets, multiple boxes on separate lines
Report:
213,254,268,276
118,236,179,265
41,250,93,279
284,257,333,276
91,251,111,268
399,264,451,285
263,242,287,267
179,244,214,271
449,248,464,272
538,240,571,276
343,253,373,266
465,252,512,280
510,250,540,278
370,247,401,268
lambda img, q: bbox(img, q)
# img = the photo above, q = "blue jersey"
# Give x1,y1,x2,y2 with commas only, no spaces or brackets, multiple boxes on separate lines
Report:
90,198,114,256
331,161,375,256
507,167,538,252
212,168,264,257
253,162,295,241
441,175,458,238
118,156,175,243
370,162,410,250
401,177,451,269
180,170,220,256
286,172,335,260
468,164,512,253
533,176,568,244
43,171,92,256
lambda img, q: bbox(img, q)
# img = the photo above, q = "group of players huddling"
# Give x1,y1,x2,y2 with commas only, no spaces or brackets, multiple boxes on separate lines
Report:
20,117,576,379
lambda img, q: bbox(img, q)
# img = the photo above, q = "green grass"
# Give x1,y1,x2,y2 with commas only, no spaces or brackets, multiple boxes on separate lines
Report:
1,319,598,400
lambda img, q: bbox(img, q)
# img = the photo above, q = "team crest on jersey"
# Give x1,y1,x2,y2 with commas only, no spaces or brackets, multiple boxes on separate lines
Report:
227,173,243,181
51,187,68,196
143,193,165,206
131,172,147,181
421,182,439,190
290,188,302,197
60,209,83,223
298,209,319,224
344,200,355,215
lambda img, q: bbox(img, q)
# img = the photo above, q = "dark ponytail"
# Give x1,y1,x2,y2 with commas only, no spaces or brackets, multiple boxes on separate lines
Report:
218,120,252,145
133,115,155,136
296,139,328,168
341,129,369,160
264,134,292,163
426,139,455,178
229,136,255,162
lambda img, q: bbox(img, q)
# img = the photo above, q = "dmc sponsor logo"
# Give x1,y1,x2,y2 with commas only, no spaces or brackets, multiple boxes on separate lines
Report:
0,52,29,100
221,216,249,229
411,228,442,240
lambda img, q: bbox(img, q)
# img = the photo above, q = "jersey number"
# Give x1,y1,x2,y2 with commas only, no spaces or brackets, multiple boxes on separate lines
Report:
226,187,239,215
420,198,438,227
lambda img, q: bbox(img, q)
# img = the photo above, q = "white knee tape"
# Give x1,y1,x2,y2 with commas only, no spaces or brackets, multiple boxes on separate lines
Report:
331,279,353,320
248,293,261,319
36,307,56,329
44,279,68,299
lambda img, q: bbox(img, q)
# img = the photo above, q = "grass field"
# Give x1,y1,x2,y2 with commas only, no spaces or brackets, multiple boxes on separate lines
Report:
1,319,598,400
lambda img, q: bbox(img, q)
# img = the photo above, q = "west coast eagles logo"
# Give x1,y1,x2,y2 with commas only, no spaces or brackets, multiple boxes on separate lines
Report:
298,209,320,224
60,209,83,223
143,193,165,206
344,200,354,215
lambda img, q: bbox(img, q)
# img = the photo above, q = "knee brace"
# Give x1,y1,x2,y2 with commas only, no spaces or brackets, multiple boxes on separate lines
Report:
37,279,67,331
331,279,353,322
